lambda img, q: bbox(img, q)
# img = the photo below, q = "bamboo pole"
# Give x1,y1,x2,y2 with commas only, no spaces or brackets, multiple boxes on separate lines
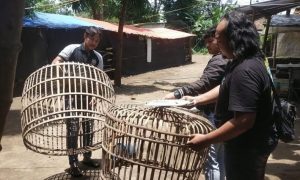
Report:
262,16,271,54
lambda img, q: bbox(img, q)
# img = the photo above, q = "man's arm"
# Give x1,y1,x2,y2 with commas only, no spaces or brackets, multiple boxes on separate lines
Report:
94,51,104,70
165,55,227,99
182,85,220,105
187,111,256,150
181,55,227,95
52,44,79,64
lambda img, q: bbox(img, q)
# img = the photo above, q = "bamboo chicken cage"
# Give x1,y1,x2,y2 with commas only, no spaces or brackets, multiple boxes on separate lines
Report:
101,105,214,180
21,62,115,156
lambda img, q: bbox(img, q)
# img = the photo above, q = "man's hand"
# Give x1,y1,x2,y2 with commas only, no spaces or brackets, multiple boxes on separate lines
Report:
181,95,195,102
52,56,64,64
164,92,176,99
186,134,210,151
182,95,206,106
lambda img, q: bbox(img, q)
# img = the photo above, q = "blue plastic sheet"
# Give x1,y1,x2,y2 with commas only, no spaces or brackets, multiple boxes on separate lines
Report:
23,12,102,29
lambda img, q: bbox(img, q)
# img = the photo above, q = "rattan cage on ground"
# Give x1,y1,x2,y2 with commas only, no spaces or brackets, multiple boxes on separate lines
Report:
101,105,214,180
21,62,115,156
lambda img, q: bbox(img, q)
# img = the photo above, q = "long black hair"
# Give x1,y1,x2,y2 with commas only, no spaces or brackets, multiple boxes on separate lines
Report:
223,11,262,60
202,26,216,40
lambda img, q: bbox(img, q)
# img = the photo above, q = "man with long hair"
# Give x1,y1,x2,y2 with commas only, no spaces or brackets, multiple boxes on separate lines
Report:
165,26,228,180
184,11,278,180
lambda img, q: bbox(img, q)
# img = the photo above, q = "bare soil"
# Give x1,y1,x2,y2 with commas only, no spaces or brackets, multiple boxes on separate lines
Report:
0,55,299,180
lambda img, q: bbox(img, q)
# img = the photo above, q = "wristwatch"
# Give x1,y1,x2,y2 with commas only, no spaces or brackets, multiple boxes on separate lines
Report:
174,89,182,99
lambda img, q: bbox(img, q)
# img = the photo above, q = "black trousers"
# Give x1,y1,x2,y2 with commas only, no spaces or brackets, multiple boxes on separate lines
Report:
224,144,274,180
67,119,93,165
65,96,93,165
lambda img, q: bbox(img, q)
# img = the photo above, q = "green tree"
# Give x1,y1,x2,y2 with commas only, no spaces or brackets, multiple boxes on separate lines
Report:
159,0,235,51
124,0,159,23
72,0,104,19
72,0,159,22
25,0,72,16
25,0,160,23
161,0,207,31
192,2,236,51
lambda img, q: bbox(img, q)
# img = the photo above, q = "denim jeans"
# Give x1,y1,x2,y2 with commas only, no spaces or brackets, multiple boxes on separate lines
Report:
67,118,93,165
204,112,225,180
66,97,93,166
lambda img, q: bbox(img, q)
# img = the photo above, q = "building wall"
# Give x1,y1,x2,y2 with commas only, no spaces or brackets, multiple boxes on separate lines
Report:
107,31,193,75
14,28,193,95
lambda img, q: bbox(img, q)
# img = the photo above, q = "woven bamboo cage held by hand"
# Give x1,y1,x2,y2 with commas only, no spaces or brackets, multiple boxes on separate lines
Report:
21,62,115,156
101,105,214,180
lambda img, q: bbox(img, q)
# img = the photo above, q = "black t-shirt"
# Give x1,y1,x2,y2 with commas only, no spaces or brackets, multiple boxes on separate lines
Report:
216,55,277,151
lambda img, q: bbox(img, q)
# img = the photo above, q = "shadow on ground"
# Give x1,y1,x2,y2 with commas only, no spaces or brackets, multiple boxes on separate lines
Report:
266,161,300,180
272,140,300,161
3,110,22,136
45,161,103,180
153,81,189,88
114,82,190,96
266,109,300,179
45,169,101,180
114,84,164,95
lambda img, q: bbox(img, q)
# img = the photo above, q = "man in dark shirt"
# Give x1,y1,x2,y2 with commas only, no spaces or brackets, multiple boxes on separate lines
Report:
184,12,277,180
165,26,228,180
164,27,227,102
52,26,103,177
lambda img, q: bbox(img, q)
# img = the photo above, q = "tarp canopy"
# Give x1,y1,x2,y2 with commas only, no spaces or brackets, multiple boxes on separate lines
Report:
23,12,101,29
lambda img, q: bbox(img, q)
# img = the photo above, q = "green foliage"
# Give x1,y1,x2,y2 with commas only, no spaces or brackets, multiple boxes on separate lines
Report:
192,2,236,51
24,0,237,54
126,0,159,23
102,0,159,23
192,46,208,54
162,0,200,31
71,0,159,23
71,0,103,19
25,0,72,17
25,0,36,16
160,0,235,40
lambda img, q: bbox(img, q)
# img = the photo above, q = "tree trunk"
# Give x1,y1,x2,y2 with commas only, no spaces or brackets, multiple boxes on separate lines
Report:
99,0,104,19
0,0,24,151
92,8,102,20
114,0,127,86
91,0,104,20
154,0,158,13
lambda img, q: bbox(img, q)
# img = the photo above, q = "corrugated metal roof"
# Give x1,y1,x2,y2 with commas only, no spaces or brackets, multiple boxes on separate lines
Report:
23,12,195,39
237,0,300,20
77,17,195,39
271,14,300,27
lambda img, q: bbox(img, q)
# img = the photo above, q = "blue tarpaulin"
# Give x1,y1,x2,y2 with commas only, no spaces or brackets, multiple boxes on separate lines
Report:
23,12,102,29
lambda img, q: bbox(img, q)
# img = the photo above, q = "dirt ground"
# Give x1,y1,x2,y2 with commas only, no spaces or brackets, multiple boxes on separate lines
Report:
0,54,300,180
